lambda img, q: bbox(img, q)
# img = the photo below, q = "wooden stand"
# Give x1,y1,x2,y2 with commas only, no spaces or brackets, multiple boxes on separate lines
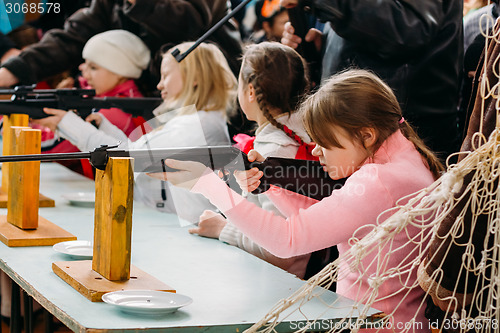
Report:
0,127,75,246
53,157,175,301
0,114,54,208
93,158,134,281
0,216,76,247
1,115,29,192
0,193,56,209
52,261,175,302
8,127,41,229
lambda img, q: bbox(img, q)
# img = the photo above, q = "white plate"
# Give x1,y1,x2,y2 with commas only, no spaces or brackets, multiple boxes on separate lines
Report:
62,192,95,207
102,290,192,316
53,240,93,260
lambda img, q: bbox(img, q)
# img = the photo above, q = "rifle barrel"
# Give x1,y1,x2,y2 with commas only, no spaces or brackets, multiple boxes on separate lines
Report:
0,146,344,200
0,146,245,172
0,152,91,163
173,0,252,62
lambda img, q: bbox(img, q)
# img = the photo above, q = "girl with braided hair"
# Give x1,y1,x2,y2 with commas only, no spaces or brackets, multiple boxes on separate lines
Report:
189,41,314,278
152,69,443,330
233,41,315,160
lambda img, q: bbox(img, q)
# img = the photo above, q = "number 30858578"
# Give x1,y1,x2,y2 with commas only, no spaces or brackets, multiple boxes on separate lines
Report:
5,2,60,14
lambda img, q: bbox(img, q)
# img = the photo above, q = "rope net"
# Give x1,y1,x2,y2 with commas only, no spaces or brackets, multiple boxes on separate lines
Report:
243,7,500,333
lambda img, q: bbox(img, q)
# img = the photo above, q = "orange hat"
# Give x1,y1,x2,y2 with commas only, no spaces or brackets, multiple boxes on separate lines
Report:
261,0,282,18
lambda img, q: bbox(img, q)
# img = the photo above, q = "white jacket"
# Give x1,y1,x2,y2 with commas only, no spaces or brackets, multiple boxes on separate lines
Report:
219,112,312,278
57,109,230,223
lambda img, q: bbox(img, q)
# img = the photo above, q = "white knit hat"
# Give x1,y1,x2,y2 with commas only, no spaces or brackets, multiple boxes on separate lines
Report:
82,30,150,79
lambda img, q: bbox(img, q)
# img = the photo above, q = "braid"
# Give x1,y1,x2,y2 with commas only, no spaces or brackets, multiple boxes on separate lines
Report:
255,88,286,131
255,86,313,153
239,42,313,153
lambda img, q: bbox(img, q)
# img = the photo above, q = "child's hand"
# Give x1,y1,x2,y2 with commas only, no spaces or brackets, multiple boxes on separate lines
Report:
86,113,103,127
234,149,265,193
234,168,264,193
31,108,67,132
147,159,208,190
247,149,265,163
188,210,227,238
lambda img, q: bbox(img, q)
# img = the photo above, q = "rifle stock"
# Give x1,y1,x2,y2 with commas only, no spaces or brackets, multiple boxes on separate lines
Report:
0,85,162,120
0,145,343,200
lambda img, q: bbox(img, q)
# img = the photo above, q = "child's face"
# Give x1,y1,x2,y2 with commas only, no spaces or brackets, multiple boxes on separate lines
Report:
237,74,252,118
79,61,125,95
237,73,264,124
263,11,289,42
312,126,371,180
157,56,184,103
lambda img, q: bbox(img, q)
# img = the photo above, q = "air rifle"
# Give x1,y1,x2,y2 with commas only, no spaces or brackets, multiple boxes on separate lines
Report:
0,145,344,200
0,85,163,120
171,0,252,62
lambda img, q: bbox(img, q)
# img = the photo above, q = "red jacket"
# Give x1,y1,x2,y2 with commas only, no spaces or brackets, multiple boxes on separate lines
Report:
39,79,145,178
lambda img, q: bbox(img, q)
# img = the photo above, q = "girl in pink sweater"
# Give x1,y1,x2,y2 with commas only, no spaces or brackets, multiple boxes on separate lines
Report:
150,69,443,331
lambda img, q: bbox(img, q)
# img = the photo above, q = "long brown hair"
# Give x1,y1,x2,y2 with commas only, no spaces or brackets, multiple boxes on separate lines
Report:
239,42,310,143
302,69,444,179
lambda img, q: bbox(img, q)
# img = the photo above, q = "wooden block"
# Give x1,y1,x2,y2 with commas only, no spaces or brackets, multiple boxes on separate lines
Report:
0,190,55,208
7,127,41,229
0,215,76,247
1,114,29,191
93,157,134,281
52,261,175,302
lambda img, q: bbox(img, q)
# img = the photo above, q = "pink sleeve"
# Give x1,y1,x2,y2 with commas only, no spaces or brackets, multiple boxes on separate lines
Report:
265,186,319,217
192,170,393,258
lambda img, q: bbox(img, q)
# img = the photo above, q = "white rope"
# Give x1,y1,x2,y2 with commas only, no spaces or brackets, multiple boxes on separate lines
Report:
243,7,500,333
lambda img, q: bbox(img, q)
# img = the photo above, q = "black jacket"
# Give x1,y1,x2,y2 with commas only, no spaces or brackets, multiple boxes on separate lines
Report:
303,0,463,118
2,0,242,90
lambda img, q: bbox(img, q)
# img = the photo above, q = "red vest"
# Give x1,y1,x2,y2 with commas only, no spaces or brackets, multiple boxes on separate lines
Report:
233,125,318,161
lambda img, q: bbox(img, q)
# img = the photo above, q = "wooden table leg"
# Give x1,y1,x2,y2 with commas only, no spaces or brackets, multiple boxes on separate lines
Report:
10,283,20,333
22,291,32,333
44,309,53,333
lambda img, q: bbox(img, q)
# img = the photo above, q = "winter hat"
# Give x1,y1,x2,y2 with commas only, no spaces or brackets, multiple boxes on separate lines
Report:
82,30,150,79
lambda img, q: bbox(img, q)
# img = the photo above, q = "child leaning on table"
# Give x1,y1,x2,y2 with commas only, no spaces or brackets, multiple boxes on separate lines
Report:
150,69,444,331
189,42,315,278
77,29,150,137
33,42,237,223
38,29,150,178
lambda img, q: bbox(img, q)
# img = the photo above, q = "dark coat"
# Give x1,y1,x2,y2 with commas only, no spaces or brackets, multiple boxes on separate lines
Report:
2,0,242,90
303,0,463,118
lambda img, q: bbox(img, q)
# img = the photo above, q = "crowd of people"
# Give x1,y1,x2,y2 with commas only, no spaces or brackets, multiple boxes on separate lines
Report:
0,0,492,331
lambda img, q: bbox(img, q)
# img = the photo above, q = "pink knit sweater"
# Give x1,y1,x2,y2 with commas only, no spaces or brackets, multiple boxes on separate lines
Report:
192,130,434,331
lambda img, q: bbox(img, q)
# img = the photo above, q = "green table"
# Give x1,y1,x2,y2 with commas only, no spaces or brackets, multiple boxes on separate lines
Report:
0,161,379,332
